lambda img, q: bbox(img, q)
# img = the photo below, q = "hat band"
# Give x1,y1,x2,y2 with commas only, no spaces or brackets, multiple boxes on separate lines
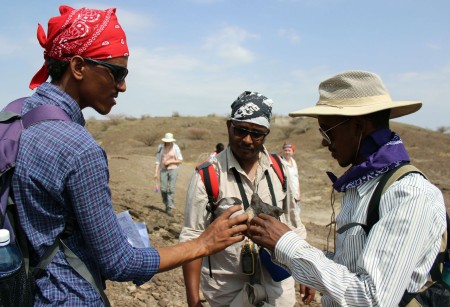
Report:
318,94,392,108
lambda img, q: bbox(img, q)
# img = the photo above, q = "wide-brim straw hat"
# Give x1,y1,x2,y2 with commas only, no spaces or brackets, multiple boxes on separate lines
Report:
289,70,422,119
161,132,176,142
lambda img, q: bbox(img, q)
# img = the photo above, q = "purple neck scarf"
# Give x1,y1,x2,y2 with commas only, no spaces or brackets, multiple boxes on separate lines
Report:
327,129,410,192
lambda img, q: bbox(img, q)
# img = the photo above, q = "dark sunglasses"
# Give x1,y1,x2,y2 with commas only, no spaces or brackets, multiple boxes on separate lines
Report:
84,58,128,82
230,122,269,141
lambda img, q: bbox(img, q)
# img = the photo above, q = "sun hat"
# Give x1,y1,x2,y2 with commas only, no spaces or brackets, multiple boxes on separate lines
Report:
230,91,273,129
289,70,422,119
161,132,176,143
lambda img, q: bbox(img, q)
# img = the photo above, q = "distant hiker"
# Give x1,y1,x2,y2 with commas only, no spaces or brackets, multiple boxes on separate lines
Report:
8,6,248,305
180,91,315,306
247,70,449,306
154,132,183,217
208,142,225,162
281,143,301,204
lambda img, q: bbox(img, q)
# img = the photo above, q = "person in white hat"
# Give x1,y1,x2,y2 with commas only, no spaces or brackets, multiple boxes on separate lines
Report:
154,132,183,216
247,71,448,306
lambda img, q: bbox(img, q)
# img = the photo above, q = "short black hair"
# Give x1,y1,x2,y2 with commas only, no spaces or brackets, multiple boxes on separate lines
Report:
216,143,225,153
363,109,391,129
46,57,70,82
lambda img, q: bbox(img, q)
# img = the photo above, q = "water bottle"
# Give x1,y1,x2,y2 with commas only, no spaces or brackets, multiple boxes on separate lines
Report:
0,229,22,277
0,228,30,307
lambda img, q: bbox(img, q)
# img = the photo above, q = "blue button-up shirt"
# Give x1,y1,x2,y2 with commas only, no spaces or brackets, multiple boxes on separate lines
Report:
12,83,159,306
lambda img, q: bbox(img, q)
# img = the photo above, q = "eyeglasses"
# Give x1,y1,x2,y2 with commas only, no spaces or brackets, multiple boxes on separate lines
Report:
319,118,350,145
230,122,269,141
84,58,128,82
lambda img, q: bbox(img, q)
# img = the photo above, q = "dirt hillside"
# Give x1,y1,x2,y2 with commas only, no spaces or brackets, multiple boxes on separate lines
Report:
84,115,450,306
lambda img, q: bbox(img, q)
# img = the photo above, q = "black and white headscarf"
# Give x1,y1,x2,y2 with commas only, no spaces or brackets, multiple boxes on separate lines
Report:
230,91,273,129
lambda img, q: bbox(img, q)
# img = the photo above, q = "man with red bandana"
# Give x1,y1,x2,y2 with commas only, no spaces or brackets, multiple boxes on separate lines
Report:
11,6,248,306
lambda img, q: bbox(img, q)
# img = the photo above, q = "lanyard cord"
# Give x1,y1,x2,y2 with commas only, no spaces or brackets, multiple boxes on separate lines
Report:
231,167,278,209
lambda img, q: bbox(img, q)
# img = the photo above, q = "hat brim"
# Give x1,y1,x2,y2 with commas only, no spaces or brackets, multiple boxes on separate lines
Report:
161,138,176,142
289,100,422,119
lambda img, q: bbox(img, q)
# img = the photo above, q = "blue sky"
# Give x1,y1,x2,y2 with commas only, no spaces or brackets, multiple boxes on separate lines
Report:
1,0,449,130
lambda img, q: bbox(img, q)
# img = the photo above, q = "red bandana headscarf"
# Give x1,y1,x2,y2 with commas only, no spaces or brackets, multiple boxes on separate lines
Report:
30,5,129,89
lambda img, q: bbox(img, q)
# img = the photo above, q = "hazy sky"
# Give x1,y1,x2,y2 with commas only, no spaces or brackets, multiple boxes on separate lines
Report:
1,0,449,130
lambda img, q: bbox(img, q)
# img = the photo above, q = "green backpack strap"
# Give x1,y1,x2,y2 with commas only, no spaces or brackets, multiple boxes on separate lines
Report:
363,164,426,234
30,218,110,306
336,164,425,235
60,241,110,306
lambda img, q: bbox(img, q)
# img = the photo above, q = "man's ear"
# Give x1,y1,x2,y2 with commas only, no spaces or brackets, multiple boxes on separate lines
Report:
355,116,376,137
69,56,85,81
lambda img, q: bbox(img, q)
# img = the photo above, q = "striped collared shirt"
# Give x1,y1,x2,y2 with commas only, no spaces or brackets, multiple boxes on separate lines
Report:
274,172,446,306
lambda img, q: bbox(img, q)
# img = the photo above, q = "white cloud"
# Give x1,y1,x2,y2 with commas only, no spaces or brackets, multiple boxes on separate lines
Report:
426,43,441,50
383,67,450,129
203,25,260,64
115,8,154,32
278,28,301,44
72,2,154,31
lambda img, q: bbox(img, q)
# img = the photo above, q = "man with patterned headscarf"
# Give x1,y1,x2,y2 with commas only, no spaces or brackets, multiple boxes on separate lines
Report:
10,6,248,306
180,91,314,306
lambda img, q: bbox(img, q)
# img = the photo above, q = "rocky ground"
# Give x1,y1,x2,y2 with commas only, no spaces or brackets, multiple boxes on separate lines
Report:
84,115,449,306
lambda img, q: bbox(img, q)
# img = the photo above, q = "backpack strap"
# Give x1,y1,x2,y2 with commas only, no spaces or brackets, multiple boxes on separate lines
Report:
269,154,287,192
60,240,111,306
231,167,250,210
336,164,425,235
264,170,277,208
196,161,220,278
196,162,219,214
364,164,425,235
21,104,70,128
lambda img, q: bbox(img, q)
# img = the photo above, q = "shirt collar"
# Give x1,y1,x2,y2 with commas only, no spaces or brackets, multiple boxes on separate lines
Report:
31,82,85,126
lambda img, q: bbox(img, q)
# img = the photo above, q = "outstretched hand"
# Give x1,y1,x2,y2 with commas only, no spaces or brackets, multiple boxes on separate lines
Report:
198,205,248,256
246,213,291,251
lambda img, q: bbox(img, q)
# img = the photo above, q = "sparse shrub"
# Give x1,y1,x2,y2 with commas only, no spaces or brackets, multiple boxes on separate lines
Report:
186,127,210,140
182,122,195,128
101,121,110,132
297,125,310,134
136,131,159,146
280,126,296,138
437,126,450,133
140,114,152,120
172,111,180,117
105,113,126,126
